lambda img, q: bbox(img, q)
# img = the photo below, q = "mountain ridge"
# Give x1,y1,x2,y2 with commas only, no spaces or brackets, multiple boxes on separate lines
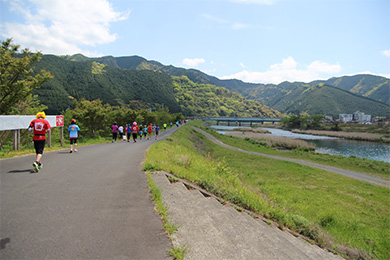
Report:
44,54,390,116
67,54,389,115
32,54,281,118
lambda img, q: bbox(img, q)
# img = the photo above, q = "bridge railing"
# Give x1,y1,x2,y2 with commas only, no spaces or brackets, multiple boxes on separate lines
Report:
202,117,281,126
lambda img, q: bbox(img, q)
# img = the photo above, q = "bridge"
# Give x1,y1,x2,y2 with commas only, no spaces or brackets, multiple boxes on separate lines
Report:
202,117,281,126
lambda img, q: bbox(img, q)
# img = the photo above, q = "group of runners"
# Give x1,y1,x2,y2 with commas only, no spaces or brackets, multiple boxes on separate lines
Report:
111,122,164,143
28,111,186,173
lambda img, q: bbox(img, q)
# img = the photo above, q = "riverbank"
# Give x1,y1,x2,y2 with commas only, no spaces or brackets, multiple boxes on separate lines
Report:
226,129,316,151
144,121,390,260
292,129,390,143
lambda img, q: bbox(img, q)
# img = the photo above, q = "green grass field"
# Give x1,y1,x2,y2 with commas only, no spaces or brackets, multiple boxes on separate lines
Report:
144,122,390,260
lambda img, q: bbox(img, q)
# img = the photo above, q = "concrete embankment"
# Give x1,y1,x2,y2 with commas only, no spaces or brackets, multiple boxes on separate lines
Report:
152,172,344,260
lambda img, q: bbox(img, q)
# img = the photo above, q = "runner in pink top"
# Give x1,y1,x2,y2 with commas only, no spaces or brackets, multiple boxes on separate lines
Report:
111,122,119,143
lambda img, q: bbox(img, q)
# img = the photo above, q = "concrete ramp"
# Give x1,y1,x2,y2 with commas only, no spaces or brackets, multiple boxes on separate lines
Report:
151,172,344,260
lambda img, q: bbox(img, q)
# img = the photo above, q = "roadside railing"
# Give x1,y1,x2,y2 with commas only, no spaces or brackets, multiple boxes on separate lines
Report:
0,115,64,150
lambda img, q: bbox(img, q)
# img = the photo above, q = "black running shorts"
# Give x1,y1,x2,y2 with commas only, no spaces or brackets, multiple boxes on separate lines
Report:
34,140,46,154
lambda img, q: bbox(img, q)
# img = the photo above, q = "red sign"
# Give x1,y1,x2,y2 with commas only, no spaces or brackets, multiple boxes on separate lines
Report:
56,116,64,127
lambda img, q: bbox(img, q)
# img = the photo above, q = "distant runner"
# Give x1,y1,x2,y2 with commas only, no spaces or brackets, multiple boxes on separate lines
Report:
125,124,131,142
111,122,119,143
131,122,139,143
118,125,124,141
147,123,153,140
139,125,143,140
155,125,160,140
143,125,148,139
68,119,80,153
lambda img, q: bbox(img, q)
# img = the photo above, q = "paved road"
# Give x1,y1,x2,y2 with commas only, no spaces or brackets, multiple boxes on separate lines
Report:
0,127,178,260
192,127,390,188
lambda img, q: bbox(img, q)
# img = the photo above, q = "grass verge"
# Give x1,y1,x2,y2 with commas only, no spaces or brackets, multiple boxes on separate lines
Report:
144,122,390,260
198,121,389,181
146,172,188,260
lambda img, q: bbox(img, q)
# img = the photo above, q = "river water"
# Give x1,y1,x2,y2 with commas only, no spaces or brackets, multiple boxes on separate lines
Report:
210,125,390,163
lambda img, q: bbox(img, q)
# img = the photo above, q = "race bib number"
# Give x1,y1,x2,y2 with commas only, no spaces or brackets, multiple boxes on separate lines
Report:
35,122,45,131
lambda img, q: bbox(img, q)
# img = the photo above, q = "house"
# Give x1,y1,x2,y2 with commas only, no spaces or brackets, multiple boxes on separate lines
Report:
339,114,353,122
353,111,371,123
339,111,371,123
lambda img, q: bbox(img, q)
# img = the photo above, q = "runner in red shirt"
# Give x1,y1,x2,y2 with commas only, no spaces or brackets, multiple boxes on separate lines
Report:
131,122,139,143
28,112,51,172
147,123,153,140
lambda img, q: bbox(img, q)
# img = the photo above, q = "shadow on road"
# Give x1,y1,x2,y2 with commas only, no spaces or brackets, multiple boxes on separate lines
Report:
57,151,72,154
0,238,11,250
7,169,35,174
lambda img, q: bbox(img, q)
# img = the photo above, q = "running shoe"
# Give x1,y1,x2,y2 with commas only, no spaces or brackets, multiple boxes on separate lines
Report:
33,162,39,172
38,164,43,170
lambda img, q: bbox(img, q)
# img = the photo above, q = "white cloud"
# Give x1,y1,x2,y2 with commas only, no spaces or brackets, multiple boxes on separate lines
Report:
221,57,342,84
307,60,341,73
270,56,297,70
240,62,246,68
382,50,390,57
0,0,129,55
183,58,206,67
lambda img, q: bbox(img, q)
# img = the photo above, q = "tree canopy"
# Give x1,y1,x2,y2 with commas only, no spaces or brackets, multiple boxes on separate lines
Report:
0,38,52,114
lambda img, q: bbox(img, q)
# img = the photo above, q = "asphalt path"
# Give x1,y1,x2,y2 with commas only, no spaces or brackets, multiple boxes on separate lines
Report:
0,127,179,260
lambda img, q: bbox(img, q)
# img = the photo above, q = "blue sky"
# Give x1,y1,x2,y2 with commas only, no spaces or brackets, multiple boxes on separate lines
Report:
1,0,389,84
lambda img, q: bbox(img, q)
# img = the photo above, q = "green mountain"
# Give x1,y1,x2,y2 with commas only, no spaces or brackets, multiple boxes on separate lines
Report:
68,54,389,116
265,83,389,117
312,74,390,105
32,54,280,118
33,55,181,114
172,76,280,118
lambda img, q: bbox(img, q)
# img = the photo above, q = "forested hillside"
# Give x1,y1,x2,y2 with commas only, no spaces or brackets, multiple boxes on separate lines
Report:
312,74,390,105
173,76,281,117
266,84,389,116
32,55,181,114
66,54,389,116
32,55,280,117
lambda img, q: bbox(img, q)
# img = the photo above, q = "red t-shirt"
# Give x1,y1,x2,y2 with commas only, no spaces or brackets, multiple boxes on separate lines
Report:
131,125,139,133
29,118,51,141
147,125,152,133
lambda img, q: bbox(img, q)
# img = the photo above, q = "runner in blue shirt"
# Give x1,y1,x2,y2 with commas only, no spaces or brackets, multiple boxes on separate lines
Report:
68,119,80,153
155,125,160,140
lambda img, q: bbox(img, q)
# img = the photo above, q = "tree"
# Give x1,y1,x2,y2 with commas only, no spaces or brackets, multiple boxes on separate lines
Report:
282,114,301,129
68,99,112,137
0,38,52,114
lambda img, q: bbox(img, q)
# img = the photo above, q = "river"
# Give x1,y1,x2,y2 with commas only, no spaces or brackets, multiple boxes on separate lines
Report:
210,125,390,163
